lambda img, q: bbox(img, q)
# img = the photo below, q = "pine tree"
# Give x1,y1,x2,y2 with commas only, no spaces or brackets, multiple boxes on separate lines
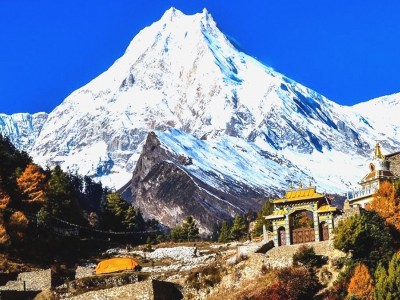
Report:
103,192,138,231
347,263,374,300
333,210,393,270
252,201,273,237
16,163,46,204
374,263,388,300
46,166,81,223
230,215,248,241
386,252,400,299
182,216,199,241
218,221,231,243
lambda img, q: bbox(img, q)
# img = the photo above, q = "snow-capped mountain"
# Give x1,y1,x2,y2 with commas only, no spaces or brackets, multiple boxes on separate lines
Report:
2,8,400,196
0,112,48,152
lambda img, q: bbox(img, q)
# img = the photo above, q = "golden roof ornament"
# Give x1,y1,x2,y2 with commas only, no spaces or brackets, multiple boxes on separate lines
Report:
374,142,385,159
299,182,303,188
289,182,293,189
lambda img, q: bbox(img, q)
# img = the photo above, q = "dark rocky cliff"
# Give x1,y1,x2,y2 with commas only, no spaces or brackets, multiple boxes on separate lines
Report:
120,132,267,234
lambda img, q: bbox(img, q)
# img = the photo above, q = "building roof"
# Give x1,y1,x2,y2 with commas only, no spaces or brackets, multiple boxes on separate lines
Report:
361,170,395,184
317,204,338,213
264,209,285,220
273,187,324,204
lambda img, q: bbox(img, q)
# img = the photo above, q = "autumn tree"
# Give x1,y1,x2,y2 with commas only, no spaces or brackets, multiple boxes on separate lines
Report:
0,219,10,246
368,181,400,232
7,211,29,242
347,263,374,300
0,178,10,210
17,163,47,204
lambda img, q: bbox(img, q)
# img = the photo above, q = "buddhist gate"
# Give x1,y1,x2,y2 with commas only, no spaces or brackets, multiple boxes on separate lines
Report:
265,184,337,246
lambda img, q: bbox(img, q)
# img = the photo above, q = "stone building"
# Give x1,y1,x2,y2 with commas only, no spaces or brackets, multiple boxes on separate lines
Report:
346,143,396,208
264,184,337,247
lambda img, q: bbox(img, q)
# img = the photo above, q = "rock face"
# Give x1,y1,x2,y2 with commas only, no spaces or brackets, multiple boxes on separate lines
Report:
121,129,315,233
122,131,262,233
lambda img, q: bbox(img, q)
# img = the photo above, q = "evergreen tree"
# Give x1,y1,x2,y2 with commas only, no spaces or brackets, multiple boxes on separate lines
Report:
333,210,393,270
170,225,185,242
374,263,388,300
230,215,248,241
218,221,231,243
46,166,82,223
347,263,374,300
252,201,273,237
170,216,199,242
0,134,32,200
386,252,400,299
103,192,139,231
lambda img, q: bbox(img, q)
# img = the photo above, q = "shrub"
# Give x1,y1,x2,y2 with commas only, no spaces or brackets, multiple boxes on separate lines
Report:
292,245,323,269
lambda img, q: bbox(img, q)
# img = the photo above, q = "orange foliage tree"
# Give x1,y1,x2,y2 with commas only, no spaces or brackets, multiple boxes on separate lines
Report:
8,211,29,241
17,163,47,204
0,223,10,246
0,176,10,210
347,263,374,300
368,181,400,232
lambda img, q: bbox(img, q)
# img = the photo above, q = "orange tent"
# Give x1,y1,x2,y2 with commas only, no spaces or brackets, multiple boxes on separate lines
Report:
95,257,139,275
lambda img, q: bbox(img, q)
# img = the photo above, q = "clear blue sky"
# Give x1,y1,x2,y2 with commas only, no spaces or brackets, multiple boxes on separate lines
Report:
1,0,400,114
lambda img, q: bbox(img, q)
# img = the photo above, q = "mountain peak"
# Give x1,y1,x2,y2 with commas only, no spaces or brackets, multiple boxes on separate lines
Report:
160,7,184,22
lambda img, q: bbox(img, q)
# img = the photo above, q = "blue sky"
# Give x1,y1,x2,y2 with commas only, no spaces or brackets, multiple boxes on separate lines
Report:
1,0,400,114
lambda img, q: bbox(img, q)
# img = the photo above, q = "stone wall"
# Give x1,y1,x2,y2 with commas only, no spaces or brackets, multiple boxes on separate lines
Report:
387,152,400,176
0,269,52,292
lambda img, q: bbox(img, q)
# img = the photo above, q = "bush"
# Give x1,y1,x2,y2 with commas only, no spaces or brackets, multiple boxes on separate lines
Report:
292,245,324,269
258,266,320,300
334,210,393,271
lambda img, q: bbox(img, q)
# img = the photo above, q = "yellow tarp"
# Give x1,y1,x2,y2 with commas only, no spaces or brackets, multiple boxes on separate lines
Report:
95,257,138,275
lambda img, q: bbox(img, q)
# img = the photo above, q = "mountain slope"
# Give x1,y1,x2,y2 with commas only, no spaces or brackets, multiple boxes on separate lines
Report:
27,7,399,191
120,128,314,233
0,112,48,152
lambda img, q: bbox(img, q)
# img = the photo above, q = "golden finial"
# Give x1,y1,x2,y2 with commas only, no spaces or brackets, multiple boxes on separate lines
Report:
309,181,312,187
289,182,293,189
299,182,303,188
374,142,385,159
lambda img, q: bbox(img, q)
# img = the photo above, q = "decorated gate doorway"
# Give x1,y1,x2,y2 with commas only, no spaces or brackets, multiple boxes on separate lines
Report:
265,184,338,247
290,210,315,244
319,221,329,241
278,227,286,246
